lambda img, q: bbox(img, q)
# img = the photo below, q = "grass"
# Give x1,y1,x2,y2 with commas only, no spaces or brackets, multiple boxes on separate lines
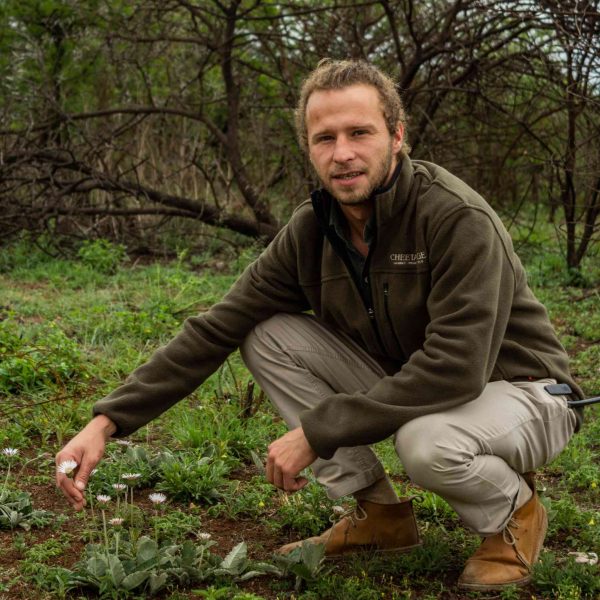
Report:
0,232,599,599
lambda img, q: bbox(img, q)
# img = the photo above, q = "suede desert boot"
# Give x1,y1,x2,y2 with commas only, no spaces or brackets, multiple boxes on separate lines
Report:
277,498,421,558
458,473,547,590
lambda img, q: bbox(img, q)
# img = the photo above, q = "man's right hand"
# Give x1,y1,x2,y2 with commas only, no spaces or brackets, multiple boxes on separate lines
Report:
55,414,117,510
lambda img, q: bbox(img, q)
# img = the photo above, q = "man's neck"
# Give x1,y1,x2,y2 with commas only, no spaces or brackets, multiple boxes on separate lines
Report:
329,156,402,257
338,201,373,257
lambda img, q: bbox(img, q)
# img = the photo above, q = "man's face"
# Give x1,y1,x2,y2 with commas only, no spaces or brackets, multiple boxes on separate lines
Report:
306,84,404,205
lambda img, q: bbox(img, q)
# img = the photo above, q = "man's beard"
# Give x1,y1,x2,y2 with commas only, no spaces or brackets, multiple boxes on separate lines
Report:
320,143,394,205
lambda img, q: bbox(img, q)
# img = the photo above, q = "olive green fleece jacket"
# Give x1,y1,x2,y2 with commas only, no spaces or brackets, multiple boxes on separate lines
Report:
93,158,582,459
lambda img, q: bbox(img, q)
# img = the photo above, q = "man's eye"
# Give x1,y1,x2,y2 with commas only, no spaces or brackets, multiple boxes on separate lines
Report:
353,130,368,136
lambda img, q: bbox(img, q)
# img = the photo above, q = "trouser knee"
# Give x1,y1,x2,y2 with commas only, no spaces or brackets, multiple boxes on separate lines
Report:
239,313,291,374
395,417,468,492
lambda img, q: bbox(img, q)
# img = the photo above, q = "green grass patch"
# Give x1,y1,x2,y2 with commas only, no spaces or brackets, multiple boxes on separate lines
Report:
0,234,598,599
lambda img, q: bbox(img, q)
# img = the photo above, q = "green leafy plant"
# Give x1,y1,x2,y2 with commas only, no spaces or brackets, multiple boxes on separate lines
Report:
412,490,457,526
274,482,334,537
533,551,600,599
545,495,600,549
68,537,279,598
208,476,274,520
156,450,232,504
69,536,217,597
0,488,53,530
212,541,281,581
170,402,283,463
0,319,85,393
88,444,160,495
152,509,203,544
273,541,327,592
77,239,126,274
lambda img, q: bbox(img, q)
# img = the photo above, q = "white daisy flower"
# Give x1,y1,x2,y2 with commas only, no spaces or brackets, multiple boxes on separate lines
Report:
148,492,167,504
116,440,132,446
56,459,78,475
2,448,19,457
112,483,127,491
121,473,142,481
109,517,124,526
198,532,212,541
96,494,111,504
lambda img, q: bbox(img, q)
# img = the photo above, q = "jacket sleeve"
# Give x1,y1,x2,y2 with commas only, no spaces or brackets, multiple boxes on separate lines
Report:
93,222,308,436
301,206,518,459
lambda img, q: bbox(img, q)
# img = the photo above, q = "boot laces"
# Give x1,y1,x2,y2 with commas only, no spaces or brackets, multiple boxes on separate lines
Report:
503,518,519,545
329,503,368,528
503,517,531,570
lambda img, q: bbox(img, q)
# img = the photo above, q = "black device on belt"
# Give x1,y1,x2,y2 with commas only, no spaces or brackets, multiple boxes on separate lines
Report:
544,383,600,408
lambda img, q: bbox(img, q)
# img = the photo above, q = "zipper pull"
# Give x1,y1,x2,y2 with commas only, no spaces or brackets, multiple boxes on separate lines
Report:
383,282,389,296
367,307,375,320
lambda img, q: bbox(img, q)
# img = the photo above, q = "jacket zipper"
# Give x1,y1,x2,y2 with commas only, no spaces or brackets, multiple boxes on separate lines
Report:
383,282,406,361
362,245,387,354
367,304,387,353
324,226,387,354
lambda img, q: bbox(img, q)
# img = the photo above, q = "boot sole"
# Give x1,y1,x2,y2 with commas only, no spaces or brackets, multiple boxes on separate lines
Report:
458,503,548,591
326,539,423,559
458,573,533,591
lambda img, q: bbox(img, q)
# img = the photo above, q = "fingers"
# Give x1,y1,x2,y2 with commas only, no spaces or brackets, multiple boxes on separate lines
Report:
58,475,86,510
283,474,309,493
55,452,85,510
265,428,318,494
74,455,98,493
266,453,307,493
55,416,115,510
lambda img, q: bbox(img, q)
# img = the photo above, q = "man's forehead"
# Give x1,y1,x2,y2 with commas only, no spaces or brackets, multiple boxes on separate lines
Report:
306,84,384,124
307,83,381,107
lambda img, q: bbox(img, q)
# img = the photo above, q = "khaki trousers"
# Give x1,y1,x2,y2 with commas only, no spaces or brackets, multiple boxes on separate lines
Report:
240,313,577,535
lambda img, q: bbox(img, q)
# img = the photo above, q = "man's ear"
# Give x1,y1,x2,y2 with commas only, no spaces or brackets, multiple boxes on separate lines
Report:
392,123,404,154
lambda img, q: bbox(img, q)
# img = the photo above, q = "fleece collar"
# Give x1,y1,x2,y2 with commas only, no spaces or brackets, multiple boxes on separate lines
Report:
311,157,414,231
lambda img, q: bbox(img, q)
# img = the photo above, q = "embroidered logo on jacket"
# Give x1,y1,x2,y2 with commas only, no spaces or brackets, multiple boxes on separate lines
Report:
390,251,427,266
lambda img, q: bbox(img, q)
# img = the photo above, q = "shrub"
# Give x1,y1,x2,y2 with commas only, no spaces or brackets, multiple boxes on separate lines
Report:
0,318,85,393
77,239,126,274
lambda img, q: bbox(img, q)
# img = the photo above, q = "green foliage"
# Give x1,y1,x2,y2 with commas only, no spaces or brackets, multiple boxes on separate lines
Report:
0,318,85,393
77,239,126,274
274,482,334,538
549,433,600,494
87,443,160,495
412,491,458,526
12,397,89,447
156,450,232,505
208,476,274,520
374,525,471,577
152,509,204,544
213,542,281,581
19,533,71,572
170,402,283,463
193,586,269,599
571,345,600,394
544,494,600,549
299,574,385,600
68,537,277,598
0,242,599,598
0,488,53,530
273,541,326,592
533,551,600,599
0,235,56,274
68,535,219,597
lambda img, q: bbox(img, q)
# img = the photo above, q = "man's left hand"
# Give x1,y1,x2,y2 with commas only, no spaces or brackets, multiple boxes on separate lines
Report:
266,427,318,493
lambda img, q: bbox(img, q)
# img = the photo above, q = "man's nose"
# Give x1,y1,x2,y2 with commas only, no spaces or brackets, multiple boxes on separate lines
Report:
332,136,355,163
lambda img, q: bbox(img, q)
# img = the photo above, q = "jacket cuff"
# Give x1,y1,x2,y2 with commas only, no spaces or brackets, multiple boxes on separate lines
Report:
300,409,336,460
91,406,130,438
